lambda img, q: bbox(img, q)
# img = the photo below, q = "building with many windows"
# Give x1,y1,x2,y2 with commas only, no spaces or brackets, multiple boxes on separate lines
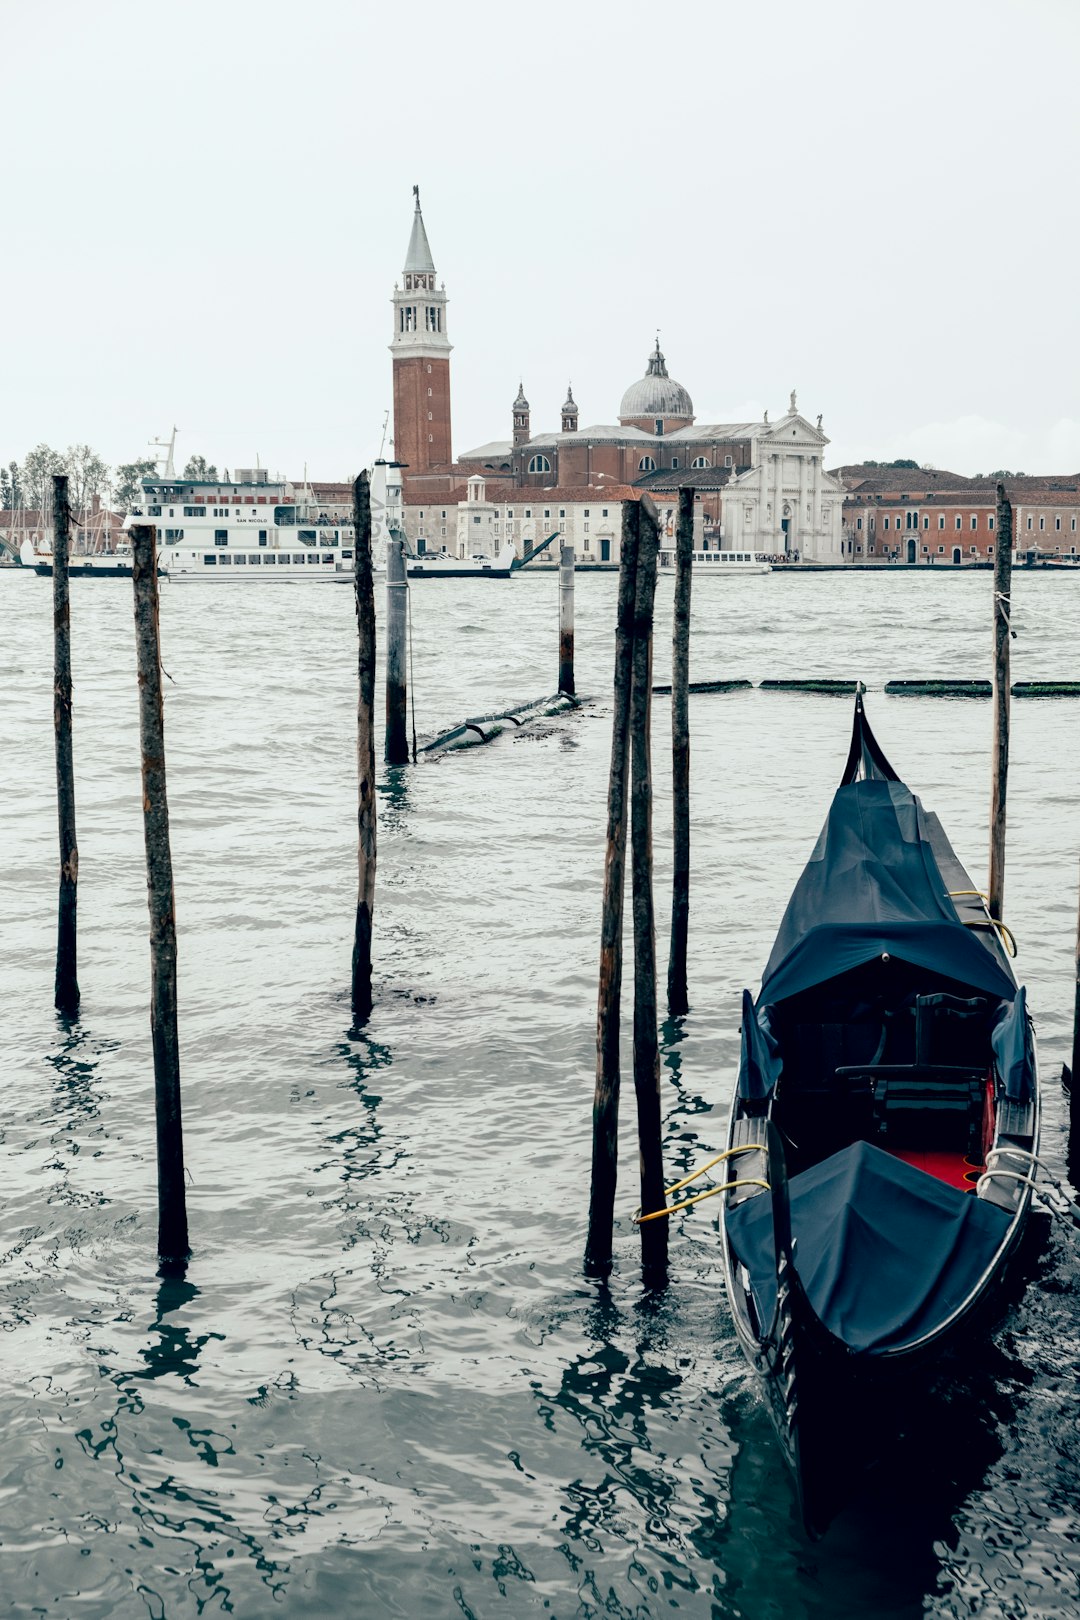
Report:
838,466,1080,564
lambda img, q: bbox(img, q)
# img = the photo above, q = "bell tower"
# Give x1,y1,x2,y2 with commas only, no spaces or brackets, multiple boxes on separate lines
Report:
512,382,531,448
391,187,453,477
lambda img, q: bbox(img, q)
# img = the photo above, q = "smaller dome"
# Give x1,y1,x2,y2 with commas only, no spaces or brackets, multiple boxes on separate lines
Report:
619,339,694,423
513,381,529,410
562,384,578,413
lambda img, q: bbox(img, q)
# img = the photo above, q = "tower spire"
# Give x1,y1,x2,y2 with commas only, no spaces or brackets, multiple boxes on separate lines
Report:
405,185,436,276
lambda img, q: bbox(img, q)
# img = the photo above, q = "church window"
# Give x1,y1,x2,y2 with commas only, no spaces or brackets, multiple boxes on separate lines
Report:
1026,516,1033,530
724,455,733,468
1056,517,1061,530
1039,516,1045,531
427,412,433,421
583,509,590,516
544,509,550,518
426,364,432,374
938,515,945,530
428,434,433,442
638,456,656,472
528,455,551,473
584,522,589,532
923,516,930,529
655,420,664,435
955,516,963,530
671,458,679,469
972,515,979,530
428,388,432,397
857,518,863,530
559,509,566,518
884,517,890,530
525,509,531,517
692,457,711,469
602,508,608,517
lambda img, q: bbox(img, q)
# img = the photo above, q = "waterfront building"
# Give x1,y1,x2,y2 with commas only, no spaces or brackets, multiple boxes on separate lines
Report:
839,467,1080,564
390,193,845,563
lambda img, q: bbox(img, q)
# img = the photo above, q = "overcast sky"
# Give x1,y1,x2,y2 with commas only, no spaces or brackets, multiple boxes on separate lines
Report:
4,0,1077,482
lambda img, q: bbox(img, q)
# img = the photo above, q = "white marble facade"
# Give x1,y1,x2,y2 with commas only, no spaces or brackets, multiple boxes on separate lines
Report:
723,396,845,560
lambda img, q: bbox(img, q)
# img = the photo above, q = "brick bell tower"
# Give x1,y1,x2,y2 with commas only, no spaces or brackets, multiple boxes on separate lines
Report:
391,187,453,478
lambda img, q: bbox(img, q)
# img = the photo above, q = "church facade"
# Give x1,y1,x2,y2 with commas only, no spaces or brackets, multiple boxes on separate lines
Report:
390,193,844,563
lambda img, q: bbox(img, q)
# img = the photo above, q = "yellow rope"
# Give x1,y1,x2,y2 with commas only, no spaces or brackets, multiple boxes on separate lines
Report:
946,890,1018,957
632,1144,769,1224
634,1177,770,1223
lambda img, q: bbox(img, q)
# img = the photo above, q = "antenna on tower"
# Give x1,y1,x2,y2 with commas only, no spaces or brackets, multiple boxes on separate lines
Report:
150,427,177,479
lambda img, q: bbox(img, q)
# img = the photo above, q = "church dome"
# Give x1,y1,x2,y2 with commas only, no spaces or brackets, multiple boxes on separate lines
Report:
619,339,694,423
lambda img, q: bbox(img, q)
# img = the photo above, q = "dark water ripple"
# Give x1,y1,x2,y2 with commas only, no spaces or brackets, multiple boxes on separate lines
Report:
2,568,1080,1617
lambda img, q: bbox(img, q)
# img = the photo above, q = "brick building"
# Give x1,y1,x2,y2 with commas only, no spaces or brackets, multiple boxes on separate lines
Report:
839,466,1080,564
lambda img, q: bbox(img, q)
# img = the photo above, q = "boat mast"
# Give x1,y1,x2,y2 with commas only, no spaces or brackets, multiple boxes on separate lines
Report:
150,427,178,480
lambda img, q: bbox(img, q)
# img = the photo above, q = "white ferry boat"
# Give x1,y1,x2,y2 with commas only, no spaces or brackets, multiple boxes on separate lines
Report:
125,467,358,582
658,546,771,575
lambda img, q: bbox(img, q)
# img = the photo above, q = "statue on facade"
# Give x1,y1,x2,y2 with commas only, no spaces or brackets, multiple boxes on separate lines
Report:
789,389,797,413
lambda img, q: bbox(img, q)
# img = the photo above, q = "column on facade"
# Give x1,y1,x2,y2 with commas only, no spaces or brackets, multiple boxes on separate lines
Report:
775,452,785,553
811,455,821,553
798,452,808,558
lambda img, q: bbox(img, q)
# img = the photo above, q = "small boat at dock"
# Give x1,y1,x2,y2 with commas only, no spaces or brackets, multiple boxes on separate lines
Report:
719,694,1039,1536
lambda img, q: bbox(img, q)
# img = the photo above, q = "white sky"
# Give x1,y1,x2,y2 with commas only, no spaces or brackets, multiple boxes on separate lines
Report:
4,0,1078,481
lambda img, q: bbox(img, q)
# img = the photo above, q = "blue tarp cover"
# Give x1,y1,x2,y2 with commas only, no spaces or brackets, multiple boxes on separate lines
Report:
991,985,1035,1103
725,1139,1011,1355
758,779,1017,1007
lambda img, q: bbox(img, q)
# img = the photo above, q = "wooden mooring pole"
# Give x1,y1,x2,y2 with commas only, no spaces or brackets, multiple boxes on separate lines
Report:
989,483,1013,921
385,532,409,766
585,502,640,1274
667,487,694,1018
130,524,189,1269
52,473,79,1015
559,542,575,696
630,497,667,1278
352,472,377,1027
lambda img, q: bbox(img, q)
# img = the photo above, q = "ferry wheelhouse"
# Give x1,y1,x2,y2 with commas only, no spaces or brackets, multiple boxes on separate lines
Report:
126,468,356,581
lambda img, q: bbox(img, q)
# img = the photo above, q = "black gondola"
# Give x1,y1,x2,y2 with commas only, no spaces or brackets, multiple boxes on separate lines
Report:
719,694,1039,1536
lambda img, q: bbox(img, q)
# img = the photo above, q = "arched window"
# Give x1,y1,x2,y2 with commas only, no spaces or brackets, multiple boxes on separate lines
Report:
638,456,656,472
527,455,551,473
691,456,711,469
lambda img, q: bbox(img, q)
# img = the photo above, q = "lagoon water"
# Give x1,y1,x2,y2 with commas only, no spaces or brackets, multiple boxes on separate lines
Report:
2,563,1080,1618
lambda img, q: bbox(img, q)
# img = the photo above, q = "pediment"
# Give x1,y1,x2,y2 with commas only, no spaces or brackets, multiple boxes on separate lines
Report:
762,411,827,446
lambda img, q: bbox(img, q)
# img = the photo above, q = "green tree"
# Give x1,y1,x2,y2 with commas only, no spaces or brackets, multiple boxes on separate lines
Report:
0,461,22,510
21,443,65,514
182,454,218,480
63,444,111,511
114,458,156,510
885,458,920,470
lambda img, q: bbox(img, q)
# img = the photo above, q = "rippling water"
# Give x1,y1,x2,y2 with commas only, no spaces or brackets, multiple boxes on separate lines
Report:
3,565,1080,1618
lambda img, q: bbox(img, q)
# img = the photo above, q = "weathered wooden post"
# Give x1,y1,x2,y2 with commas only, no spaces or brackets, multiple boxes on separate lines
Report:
559,542,575,696
385,532,409,765
989,483,1013,921
130,523,189,1269
1067,857,1080,1102
585,501,640,1274
667,486,694,1018
352,471,377,1026
52,473,79,1016
630,495,667,1277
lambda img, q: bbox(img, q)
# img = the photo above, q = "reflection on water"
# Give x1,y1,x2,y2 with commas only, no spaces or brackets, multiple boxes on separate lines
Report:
2,570,1080,1616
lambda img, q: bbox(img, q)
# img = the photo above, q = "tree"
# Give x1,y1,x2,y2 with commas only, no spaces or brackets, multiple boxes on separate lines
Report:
0,461,22,510
885,458,920,470
64,444,111,511
114,458,157,511
21,443,65,515
182,454,218,480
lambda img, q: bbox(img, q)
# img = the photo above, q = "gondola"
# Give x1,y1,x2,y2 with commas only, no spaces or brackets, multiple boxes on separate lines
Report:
719,694,1039,1536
